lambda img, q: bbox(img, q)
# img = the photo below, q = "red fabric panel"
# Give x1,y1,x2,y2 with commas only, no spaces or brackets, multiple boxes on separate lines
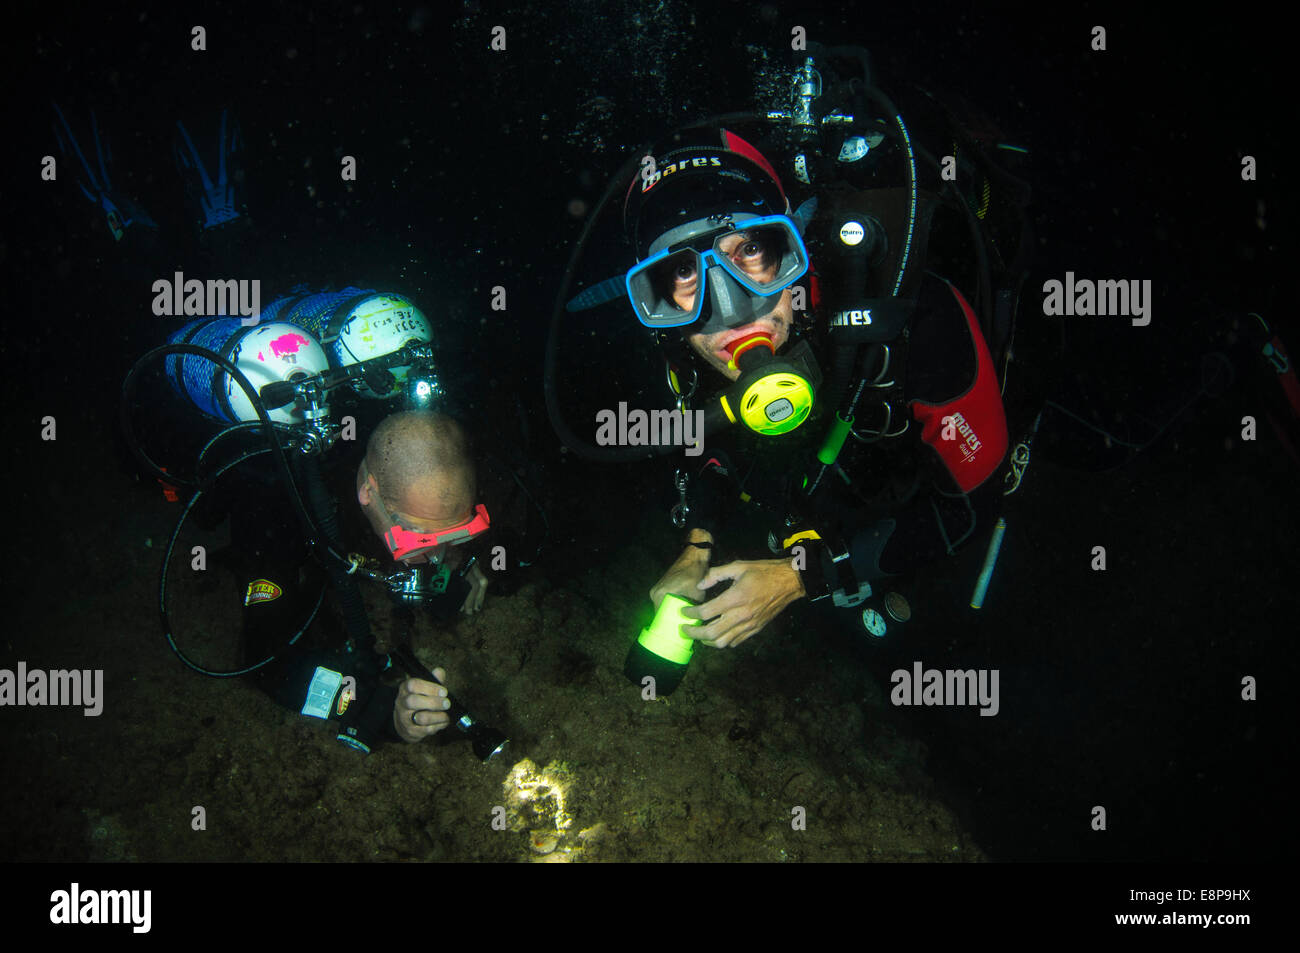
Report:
908,282,1009,492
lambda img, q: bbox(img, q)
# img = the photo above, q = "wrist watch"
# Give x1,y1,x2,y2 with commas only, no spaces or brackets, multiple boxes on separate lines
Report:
795,538,834,602
787,531,871,607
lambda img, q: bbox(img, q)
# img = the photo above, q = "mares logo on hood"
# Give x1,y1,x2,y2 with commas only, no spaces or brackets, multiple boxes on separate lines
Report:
641,155,724,192
244,579,283,606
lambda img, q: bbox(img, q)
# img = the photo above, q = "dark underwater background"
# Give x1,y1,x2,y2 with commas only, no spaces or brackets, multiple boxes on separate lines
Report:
1,1,1294,868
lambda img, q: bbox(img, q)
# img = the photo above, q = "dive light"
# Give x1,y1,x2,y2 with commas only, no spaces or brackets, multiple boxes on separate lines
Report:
623,593,702,696
389,645,509,763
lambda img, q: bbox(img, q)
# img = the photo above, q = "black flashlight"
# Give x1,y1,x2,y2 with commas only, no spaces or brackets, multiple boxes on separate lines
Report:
389,645,508,763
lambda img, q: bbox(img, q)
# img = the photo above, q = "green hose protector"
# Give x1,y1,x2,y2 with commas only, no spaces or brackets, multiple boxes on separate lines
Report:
637,593,701,664
817,413,854,465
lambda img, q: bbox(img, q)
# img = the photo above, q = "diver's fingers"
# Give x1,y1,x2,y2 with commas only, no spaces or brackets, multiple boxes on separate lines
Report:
697,561,745,590
690,601,754,648
399,678,448,710
409,709,451,731
685,584,743,621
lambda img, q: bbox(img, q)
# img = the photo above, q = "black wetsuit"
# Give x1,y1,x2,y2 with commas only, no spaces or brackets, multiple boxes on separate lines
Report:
226,463,404,749
685,270,1008,593
226,458,485,751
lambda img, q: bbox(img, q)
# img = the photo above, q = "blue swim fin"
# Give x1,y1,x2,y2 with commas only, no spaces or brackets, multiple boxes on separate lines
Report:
50,103,158,242
173,109,245,231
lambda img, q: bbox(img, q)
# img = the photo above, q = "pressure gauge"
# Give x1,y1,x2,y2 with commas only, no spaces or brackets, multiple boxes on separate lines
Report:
861,607,888,639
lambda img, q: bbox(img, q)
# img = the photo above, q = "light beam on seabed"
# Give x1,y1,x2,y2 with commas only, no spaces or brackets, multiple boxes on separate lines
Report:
504,758,579,862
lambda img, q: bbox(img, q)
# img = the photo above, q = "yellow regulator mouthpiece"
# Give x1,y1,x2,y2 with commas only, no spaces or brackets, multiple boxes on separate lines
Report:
726,333,774,372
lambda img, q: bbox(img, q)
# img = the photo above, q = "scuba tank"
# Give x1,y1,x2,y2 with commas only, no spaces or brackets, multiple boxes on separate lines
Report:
165,318,331,424
263,288,436,399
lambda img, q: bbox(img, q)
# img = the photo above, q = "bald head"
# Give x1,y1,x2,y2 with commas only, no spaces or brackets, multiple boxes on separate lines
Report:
364,412,475,516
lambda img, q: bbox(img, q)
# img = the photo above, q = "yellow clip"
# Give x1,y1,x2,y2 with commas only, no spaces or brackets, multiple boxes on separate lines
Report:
782,529,821,550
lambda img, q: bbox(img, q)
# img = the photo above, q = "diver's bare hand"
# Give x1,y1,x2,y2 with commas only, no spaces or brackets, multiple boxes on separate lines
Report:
393,668,451,743
460,563,489,615
649,529,714,610
684,558,804,649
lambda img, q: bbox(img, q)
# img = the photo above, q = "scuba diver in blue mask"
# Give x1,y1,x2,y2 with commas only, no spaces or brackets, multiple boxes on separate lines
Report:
547,46,1034,674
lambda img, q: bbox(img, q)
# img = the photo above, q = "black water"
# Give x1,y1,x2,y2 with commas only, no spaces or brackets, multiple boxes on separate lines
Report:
4,2,1294,868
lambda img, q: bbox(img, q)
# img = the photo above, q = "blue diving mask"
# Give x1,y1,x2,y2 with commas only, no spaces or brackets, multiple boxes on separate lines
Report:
625,213,809,333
